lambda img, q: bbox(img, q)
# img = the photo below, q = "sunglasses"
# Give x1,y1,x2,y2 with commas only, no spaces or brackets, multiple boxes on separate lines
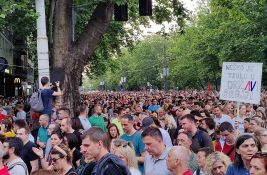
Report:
113,140,131,148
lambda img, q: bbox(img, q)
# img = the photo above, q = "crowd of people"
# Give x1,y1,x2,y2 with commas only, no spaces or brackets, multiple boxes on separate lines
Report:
0,76,267,175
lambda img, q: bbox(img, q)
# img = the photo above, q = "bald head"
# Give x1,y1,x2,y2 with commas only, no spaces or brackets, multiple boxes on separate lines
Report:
39,114,49,126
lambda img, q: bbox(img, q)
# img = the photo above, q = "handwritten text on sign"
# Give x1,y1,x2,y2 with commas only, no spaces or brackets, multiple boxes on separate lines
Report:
220,62,263,104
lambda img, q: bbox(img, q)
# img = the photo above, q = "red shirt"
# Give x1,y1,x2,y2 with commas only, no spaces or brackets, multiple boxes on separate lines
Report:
0,166,10,175
0,114,5,120
215,141,235,161
183,169,193,175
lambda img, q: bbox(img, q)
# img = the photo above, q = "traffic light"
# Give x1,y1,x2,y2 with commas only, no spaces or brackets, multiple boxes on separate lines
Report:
114,3,128,21
139,0,152,16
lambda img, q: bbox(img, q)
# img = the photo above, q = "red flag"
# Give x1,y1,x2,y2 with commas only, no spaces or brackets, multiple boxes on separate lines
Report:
208,82,211,92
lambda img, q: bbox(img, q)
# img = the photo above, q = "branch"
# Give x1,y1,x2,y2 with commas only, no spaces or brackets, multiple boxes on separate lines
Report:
72,1,114,65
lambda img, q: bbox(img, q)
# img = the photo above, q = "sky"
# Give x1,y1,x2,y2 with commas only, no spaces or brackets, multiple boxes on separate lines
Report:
141,0,199,36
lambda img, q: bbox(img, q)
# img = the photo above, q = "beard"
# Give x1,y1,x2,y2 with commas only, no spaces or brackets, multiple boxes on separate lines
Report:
3,153,9,160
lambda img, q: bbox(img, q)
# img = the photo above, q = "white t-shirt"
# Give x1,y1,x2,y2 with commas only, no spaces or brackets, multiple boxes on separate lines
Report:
214,114,234,127
6,157,29,175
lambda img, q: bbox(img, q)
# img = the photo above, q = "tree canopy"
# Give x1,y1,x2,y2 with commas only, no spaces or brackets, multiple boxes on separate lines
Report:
90,0,267,91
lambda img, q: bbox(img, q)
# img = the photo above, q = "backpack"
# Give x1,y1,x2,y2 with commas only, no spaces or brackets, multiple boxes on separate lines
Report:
8,161,29,175
30,89,44,112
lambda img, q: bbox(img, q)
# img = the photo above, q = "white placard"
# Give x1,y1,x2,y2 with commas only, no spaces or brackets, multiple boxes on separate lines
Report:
219,62,263,104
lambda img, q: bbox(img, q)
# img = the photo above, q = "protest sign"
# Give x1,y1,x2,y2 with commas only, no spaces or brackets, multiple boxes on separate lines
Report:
220,62,263,104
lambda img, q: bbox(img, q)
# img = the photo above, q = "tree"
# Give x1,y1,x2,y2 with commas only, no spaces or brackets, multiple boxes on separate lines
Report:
1,0,188,115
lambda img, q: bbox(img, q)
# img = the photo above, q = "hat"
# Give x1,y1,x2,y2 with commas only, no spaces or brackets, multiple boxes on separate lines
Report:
141,117,154,130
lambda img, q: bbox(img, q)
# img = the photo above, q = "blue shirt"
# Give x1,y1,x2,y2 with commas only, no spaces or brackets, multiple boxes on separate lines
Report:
226,164,249,175
148,105,160,112
121,131,145,173
41,89,54,117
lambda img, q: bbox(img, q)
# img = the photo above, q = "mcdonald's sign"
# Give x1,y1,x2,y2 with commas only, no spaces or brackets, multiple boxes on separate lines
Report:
14,78,21,84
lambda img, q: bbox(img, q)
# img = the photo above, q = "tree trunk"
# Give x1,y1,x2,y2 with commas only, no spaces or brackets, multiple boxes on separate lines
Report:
52,0,114,117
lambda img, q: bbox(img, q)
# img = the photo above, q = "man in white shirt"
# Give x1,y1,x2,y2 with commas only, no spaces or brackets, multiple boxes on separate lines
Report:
78,104,91,131
213,105,234,127
3,137,29,175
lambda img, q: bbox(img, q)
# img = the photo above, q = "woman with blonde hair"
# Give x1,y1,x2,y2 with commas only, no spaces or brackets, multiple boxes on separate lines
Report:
204,152,231,175
111,139,141,175
254,128,267,152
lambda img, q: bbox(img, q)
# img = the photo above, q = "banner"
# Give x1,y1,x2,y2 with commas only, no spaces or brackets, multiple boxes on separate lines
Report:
219,62,263,104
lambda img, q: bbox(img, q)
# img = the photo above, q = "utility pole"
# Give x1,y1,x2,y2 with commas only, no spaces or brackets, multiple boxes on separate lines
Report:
35,0,50,87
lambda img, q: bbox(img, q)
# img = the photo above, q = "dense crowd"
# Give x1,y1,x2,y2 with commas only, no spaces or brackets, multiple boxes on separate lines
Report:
0,76,267,175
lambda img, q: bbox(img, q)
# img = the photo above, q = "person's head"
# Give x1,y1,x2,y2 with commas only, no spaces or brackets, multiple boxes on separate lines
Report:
13,119,30,132
213,105,222,117
191,110,203,126
166,146,190,172
58,107,71,119
157,108,165,118
256,107,267,120
71,117,84,131
137,112,148,123
93,105,102,115
111,139,138,169
39,114,49,127
51,131,64,147
177,131,192,149
204,152,231,175
201,117,215,131
234,134,261,167
254,128,267,146
250,117,265,132
80,127,108,161
180,114,197,133
64,133,79,150
48,123,58,136
16,127,30,144
79,104,88,116
219,122,236,144
239,105,247,116
181,100,187,109
117,107,126,118
41,76,50,86
50,144,72,170
121,114,135,134
244,118,251,132
152,99,157,105
141,126,164,157
107,123,120,140
3,137,24,159
250,152,267,175
197,147,211,169
60,118,72,133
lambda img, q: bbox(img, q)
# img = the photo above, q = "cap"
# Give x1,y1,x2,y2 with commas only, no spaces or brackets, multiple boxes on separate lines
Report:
141,117,154,130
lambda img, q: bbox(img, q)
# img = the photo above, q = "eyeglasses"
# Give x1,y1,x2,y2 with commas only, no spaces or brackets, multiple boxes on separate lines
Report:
51,157,61,162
